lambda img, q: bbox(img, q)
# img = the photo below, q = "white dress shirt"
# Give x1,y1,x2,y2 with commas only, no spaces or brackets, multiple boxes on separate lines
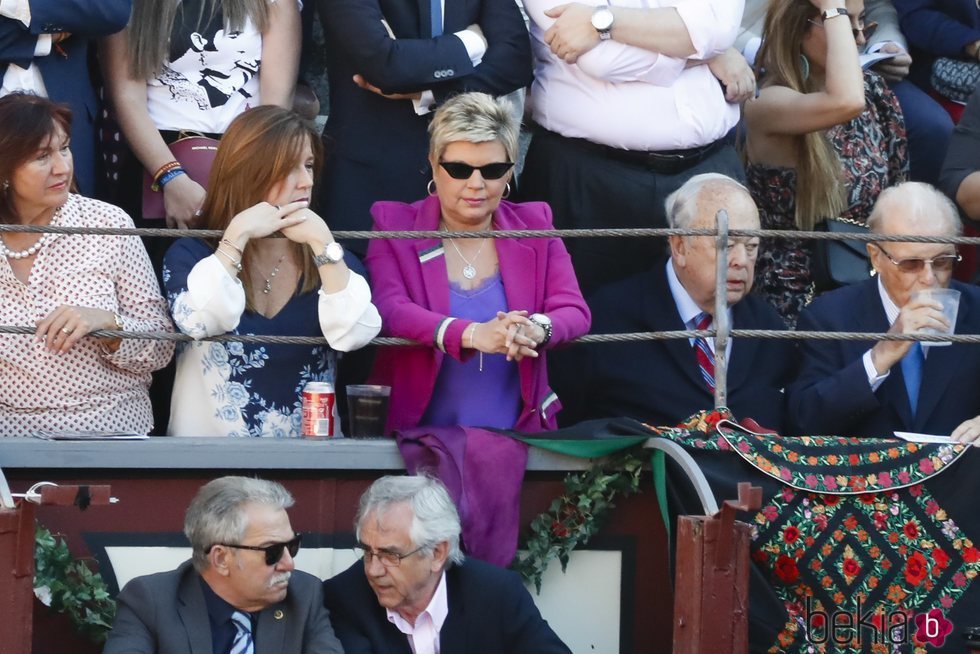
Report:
386,572,449,654
524,0,743,150
666,259,733,361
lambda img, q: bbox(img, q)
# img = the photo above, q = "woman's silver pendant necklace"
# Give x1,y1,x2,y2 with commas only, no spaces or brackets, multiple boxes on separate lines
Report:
262,254,287,294
446,235,486,279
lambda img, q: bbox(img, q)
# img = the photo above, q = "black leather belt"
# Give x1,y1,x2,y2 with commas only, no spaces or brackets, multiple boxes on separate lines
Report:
536,125,725,175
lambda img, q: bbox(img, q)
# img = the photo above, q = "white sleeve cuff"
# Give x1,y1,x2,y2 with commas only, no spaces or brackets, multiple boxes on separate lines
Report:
174,255,246,337
318,271,382,352
862,349,889,391
0,0,31,26
34,34,52,57
455,29,487,66
412,90,436,115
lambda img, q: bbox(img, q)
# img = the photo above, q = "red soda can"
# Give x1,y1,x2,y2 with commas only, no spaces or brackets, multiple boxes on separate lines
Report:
301,381,335,438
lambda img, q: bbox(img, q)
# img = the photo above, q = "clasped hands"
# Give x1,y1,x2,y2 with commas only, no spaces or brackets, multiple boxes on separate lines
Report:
466,310,546,362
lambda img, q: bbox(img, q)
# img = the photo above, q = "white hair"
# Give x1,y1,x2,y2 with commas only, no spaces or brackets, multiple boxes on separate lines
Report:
868,181,961,236
356,475,465,566
665,173,754,229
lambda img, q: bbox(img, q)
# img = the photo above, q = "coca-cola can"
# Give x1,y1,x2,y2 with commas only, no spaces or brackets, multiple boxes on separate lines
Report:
301,381,335,438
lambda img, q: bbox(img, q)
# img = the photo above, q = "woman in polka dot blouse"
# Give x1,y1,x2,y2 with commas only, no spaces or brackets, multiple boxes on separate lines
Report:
0,93,175,436
163,106,381,437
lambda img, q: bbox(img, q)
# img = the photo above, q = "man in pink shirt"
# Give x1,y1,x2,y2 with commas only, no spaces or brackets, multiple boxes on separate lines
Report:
517,0,749,295
323,475,570,654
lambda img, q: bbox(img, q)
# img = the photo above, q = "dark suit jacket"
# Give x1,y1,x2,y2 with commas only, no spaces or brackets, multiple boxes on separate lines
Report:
103,560,343,654
894,0,980,89
323,559,570,654
787,278,980,438
314,0,532,253
549,262,796,432
0,1,132,197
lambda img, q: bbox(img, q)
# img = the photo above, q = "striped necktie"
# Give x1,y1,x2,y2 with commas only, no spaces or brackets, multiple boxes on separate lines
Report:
693,312,715,392
230,611,254,654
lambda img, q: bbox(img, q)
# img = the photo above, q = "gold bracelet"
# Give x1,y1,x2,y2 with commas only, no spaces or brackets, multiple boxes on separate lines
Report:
215,246,242,272
466,323,477,349
220,238,244,257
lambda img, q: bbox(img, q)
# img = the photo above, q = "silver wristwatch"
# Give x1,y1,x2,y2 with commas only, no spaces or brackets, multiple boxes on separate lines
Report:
591,4,614,41
529,313,553,345
313,241,344,267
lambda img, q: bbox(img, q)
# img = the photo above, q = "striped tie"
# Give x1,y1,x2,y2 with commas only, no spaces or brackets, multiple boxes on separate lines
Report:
230,611,254,654
693,312,715,392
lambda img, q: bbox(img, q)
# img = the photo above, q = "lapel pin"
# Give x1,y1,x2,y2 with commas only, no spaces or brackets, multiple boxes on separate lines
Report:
274,610,284,620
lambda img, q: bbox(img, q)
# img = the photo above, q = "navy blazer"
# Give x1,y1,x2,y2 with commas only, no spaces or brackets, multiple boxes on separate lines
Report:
787,278,980,438
104,560,344,654
323,559,570,654
0,1,132,197
894,0,980,88
549,262,796,432
314,0,532,253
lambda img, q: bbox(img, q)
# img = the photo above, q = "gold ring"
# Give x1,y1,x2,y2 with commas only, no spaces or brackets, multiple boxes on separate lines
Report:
61,327,72,334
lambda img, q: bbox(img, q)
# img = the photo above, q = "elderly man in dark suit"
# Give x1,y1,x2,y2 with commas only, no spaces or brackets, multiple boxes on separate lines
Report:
788,182,980,442
314,0,532,257
550,173,795,431
324,475,570,654
104,477,343,654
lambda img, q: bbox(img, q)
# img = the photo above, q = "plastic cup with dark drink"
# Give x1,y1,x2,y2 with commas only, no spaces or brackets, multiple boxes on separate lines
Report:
346,385,391,438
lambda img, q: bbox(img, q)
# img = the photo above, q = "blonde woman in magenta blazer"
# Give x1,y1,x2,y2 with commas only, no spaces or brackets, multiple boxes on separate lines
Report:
365,93,590,434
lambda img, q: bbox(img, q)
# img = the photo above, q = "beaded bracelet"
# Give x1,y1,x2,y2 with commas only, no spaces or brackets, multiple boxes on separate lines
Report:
153,168,186,192
151,160,182,184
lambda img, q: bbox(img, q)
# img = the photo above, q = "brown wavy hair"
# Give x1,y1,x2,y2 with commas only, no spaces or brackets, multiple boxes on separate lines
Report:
754,0,846,230
201,106,323,309
126,0,269,78
0,93,73,224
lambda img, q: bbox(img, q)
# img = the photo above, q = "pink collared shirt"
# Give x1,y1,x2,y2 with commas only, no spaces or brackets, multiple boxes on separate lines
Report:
523,0,743,150
386,572,449,654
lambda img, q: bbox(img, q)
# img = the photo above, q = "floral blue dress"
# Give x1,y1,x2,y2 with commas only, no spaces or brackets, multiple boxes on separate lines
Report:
162,237,380,437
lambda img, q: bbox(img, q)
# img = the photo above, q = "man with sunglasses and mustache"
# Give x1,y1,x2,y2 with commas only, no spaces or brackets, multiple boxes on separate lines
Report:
104,476,343,654
788,182,980,443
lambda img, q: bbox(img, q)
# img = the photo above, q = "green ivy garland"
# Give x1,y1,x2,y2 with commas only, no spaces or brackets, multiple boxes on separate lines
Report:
512,448,646,592
33,524,116,644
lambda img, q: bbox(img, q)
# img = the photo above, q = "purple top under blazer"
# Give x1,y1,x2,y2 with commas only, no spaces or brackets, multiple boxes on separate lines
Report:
366,196,591,433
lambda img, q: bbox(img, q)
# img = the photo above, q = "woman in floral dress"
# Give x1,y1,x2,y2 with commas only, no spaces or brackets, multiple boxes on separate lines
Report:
163,107,380,437
745,0,908,326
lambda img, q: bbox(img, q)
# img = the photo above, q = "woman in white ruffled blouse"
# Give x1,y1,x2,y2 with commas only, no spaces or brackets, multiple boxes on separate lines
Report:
162,106,381,437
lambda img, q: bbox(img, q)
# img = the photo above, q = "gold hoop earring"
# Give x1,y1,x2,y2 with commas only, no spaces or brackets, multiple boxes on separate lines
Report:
427,179,437,196
502,182,511,199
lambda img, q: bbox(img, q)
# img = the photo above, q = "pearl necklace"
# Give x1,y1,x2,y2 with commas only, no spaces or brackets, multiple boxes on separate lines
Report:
0,233,53,259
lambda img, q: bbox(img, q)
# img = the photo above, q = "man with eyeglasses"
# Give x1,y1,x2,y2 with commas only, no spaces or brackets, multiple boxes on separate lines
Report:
550,174,796,432
788,182,980,442
323,475,570,653
104,476,343,654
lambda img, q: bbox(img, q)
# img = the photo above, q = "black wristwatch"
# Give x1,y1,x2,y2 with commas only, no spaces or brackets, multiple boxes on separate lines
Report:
529,313,553,345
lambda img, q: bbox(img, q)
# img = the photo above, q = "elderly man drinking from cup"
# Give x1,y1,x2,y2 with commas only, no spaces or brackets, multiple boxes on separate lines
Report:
788,182,980,442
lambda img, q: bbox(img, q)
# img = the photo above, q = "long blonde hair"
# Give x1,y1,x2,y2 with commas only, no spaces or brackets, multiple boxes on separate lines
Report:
754,0,847,230
201,106,323,310
126,0,270,79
